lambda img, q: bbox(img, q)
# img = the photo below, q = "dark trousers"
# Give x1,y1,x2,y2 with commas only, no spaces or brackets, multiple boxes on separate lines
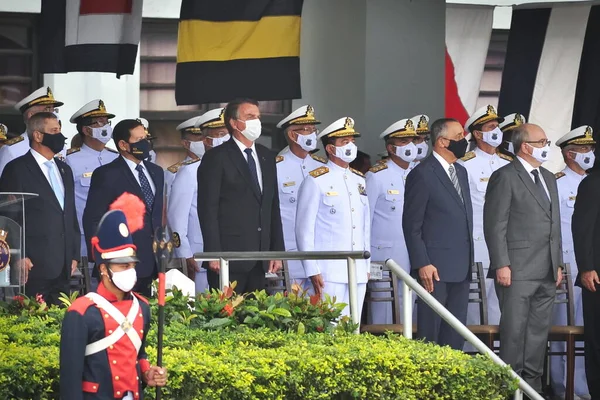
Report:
582,287,600,400
134,276,154,298
207,262,266,295
416,278,469,350
25,270,70,306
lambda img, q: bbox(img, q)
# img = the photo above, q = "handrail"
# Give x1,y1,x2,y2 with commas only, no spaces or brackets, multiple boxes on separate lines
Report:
193,250,370,334
385,259,542,400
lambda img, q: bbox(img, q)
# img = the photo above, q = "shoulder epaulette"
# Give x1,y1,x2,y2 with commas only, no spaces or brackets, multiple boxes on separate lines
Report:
555,171,566,179
369,163,388,173
460,151,476,162
167,162,183,174
183,158,200,166
105,147,118,154
132,292,149,305
497,152,513,161
350,168,364,178
309,166,329,178
311,154,327,164
4,136,23,146
67,147,81,155
67,296,95,315
276,155,284,163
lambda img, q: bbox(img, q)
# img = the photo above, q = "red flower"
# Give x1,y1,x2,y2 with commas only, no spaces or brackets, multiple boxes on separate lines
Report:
316,326,324,332
13,295,25,305
309,294,320,306
223,286,234,299
35,294,45,304
222,303,234,316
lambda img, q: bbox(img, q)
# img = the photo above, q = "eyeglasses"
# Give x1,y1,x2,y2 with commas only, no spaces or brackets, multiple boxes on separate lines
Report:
292,127,319,135
88,120,112,128
525,139,551,147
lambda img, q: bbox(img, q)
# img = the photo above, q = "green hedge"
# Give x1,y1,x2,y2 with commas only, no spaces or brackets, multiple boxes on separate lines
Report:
0,289,519,400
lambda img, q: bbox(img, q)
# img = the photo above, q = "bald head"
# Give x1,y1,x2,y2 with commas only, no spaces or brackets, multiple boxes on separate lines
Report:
512,123,545,154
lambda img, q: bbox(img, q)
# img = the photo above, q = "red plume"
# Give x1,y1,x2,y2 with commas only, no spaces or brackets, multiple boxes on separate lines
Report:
109,192,146,233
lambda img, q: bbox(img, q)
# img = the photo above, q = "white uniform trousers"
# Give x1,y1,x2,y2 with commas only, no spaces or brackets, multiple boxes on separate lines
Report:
322,281,367,319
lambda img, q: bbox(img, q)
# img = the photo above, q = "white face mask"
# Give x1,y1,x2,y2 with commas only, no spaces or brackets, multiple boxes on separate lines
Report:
210,134,230,148
189,140,205,158
147,150,156,162
507,142,515,154
109,267,137,293
238,119,262,141
572,150,595,170
334,142,358,163
481,127,503,148
295,132,317,152
395,142,418,163
90,124,113,144
528,143,550,163
415,142,429,160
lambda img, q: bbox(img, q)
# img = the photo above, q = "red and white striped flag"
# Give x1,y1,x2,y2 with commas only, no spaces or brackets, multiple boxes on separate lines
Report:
39,0,143,78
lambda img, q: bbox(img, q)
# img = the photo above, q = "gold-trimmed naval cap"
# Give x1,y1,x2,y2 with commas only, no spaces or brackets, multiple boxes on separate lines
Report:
499,113,526,133
176,116,203,135
277,105,321,129
411,114,431,135
194,108,226,130
464,105,505,133
70,99,115,124
379,118,418,139
317,117,360,139
14,86,64,114
556,125,596,148
0,123,7,141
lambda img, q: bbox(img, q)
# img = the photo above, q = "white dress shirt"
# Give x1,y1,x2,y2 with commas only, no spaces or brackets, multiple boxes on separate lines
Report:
122,156,156,194
432,150,453,179
30,148,64,192
517,155,550,198
232,135,263,191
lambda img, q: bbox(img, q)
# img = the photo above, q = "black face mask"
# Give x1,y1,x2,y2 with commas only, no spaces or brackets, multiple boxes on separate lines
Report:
40,132,67,154
446,137,468,159
128,139,151,161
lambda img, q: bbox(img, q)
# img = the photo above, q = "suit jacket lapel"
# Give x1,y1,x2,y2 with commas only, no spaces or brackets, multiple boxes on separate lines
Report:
513,161,552,217
117,157,144,199
430,157,465,211
143,160,161,194
24,152,62,211
257,146,270,198
225,139,261,201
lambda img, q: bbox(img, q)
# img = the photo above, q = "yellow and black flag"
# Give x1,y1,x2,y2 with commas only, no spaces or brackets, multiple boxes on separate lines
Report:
176,0,303,105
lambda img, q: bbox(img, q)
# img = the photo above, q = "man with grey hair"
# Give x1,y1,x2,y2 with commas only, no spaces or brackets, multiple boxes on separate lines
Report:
0,112,79,305
403,118,473,350
484,123,563,396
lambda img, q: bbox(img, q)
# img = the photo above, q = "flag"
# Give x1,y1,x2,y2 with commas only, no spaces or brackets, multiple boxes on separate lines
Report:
498,3,600,172
445,5,494,127
39,0,143,78
176,0,303,105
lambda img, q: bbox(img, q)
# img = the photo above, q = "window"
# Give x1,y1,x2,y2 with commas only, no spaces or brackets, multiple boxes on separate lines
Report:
476,29,509,110
140,19,292,166
0,13,40,136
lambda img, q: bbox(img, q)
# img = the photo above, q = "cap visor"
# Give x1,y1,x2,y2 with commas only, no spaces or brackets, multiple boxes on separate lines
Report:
105,256,140,264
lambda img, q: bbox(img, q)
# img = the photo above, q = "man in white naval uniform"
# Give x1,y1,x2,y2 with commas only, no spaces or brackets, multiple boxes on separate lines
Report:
459,105,512,330
66,99,119,281
275,105,325,292
0,87,64,177
168,108,230,294
366,118,418,324
498,113,527,158
296,117,370,317
411,114,431,164
550,126,595,400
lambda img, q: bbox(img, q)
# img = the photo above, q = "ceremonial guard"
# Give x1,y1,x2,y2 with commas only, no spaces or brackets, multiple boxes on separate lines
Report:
168,108,229,294
411,114,431,163
366,118,418,323
60,194,167,399
550,126,595,399
459,105,511,327
295,117,370,316
275,105,324,291
498,113,526,157
0,87,63,176
66,99,119,272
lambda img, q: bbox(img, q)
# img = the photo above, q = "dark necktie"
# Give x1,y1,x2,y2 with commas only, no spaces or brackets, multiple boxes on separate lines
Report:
244,148,260,191
135,163,154,210
531,169,550,207
448,164,464,203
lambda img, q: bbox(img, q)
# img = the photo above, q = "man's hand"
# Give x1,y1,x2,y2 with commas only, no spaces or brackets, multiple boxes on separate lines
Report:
186,258,200,278
207,260,220,272
556,267,563,287
71,260,79,275
496,266,511,287
143,366,168,387
310,274,324,296
18,258,33,284
418,264,439,293
268,260,282,274
581,270,600,292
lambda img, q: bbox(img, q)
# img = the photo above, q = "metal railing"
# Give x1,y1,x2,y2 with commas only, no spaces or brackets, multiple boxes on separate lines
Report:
385,259,542,400
193,250,370,334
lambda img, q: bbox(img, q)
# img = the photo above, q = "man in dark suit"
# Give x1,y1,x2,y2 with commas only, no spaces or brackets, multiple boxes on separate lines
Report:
402,118,474,350
484,123,562,396
573,145,600,400
197,98,284,294
0,112,79,305
83,119,164,297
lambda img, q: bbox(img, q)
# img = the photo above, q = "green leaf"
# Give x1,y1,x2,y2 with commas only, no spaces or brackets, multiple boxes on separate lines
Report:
271,308,291,318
